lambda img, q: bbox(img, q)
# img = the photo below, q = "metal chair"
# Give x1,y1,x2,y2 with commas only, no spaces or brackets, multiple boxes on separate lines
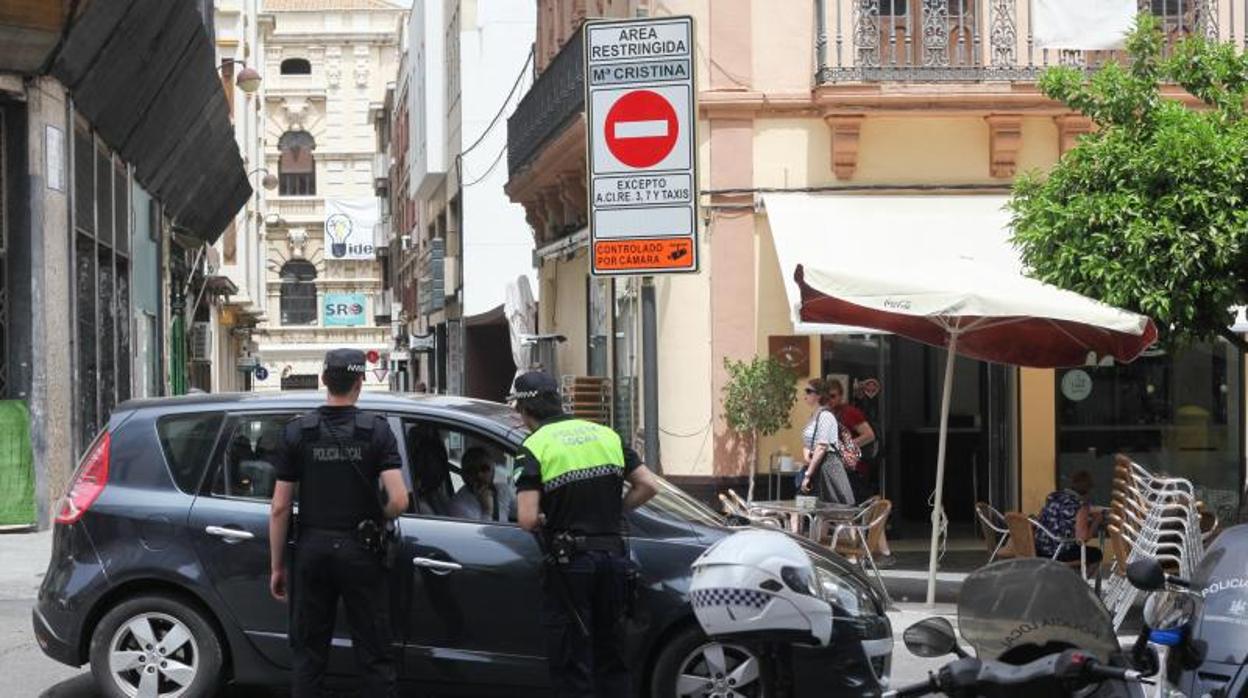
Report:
830,498,893,604
975,501,1014,563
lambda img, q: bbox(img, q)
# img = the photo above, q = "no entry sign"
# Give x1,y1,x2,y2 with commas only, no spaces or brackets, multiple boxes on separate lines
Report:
586,17,698,276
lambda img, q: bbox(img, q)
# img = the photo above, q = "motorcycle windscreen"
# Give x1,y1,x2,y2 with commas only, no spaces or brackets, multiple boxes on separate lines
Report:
1190,524,1248,665
957,558,1119,663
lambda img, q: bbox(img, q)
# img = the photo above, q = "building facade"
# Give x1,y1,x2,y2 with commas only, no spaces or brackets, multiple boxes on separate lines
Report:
379,0,536,400
249,0,406,393
0,0,249,526
506,0,1247,535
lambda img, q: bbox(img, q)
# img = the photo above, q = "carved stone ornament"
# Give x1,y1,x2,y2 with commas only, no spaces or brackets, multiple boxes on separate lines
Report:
287,227,309,258
824,115,865,180
1054,114,1093,156
985,114,1022,179
282,98,308,129
354,60,369,87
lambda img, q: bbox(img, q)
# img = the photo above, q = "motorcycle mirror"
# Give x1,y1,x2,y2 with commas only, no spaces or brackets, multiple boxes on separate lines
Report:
1143,590,1199,631
903,617,959,658
1127,558,1166,591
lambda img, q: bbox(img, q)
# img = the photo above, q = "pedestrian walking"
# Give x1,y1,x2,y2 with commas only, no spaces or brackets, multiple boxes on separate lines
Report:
510,371,660,698
267,348,410,698
798,378,855,506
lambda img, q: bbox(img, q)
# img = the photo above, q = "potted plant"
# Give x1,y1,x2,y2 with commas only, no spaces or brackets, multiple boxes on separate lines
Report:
721,356,798,502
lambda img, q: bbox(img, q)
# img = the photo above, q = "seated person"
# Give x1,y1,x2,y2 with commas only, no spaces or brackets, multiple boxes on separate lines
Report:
1036,470,1104,567
449,448,498,521
409,423,452,515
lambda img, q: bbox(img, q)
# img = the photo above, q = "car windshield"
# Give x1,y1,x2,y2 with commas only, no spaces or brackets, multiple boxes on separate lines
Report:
642,475,725,527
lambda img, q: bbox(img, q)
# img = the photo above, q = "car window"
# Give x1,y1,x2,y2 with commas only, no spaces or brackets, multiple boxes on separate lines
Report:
400,417,517,523
208,414,296,501
156,412,225,493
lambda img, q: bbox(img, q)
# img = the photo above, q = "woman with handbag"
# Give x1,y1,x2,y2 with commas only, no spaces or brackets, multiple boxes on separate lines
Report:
798,378,855,506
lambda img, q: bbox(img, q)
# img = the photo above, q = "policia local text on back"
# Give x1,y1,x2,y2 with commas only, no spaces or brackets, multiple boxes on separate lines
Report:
267,348,409,698
512,371,661,698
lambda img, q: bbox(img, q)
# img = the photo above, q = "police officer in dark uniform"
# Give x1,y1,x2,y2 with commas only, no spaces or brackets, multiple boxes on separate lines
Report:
511,371,660,698
268,348,409,698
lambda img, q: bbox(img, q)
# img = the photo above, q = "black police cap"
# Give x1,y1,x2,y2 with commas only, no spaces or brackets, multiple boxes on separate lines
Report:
507,371,559,401
323,348,367,374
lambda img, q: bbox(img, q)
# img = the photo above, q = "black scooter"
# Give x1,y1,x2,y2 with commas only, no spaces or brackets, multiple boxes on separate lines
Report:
889,617,1146,698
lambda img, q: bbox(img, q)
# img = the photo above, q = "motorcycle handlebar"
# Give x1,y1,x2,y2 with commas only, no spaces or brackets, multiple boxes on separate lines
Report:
884,650,1140,697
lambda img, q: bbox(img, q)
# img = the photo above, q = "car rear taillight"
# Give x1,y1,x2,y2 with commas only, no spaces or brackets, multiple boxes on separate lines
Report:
55,432,110,525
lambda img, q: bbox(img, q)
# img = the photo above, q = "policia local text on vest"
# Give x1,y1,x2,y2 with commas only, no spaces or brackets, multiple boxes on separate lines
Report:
511,371,660,698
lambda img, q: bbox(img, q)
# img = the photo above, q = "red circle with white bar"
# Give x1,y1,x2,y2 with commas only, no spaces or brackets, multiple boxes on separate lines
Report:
604,89,678,169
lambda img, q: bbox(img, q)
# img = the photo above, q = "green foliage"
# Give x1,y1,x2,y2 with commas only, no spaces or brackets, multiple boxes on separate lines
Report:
721,356,797,446
1010,14,1248,348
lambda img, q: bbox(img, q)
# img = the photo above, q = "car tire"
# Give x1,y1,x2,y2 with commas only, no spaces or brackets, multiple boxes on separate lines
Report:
650,624,768,698
89,593,224,698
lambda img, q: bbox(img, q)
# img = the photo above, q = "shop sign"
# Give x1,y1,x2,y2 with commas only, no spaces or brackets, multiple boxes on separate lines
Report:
324,293,367,327
585,16,698,276
768,335,811,376
1061,369,1093,402
324,199,379,260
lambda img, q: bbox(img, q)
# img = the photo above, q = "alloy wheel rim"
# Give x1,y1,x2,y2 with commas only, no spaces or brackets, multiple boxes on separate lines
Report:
107,611,199,698
675,640,763,698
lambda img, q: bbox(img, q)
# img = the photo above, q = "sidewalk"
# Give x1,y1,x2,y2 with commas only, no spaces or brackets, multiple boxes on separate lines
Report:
0,529,51,600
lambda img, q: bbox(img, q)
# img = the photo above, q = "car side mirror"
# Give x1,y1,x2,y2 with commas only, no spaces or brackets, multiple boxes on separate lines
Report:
903,617,960,658
1127,558,1166,591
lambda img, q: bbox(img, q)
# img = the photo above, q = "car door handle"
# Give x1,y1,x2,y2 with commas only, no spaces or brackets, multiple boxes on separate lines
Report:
412,556,462,573
205,526,255,542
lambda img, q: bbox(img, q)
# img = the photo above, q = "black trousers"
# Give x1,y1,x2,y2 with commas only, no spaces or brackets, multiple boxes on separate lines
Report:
291,529,396,698
541,550,632,698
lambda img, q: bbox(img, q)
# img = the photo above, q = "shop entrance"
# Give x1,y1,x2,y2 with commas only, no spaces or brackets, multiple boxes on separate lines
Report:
821,335,1016,547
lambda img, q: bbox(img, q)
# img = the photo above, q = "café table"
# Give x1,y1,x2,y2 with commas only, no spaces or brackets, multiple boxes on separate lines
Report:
746,499,861,541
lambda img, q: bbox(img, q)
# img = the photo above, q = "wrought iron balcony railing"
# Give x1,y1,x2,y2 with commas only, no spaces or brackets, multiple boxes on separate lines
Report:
507,26,585,178
817,0,1223,83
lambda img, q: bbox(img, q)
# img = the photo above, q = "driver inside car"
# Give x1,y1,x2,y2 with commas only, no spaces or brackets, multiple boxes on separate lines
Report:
449,447,509,521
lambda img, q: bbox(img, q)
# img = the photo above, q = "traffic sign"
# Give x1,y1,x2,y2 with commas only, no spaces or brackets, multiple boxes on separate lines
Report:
585,16,698,276
254,366,269,381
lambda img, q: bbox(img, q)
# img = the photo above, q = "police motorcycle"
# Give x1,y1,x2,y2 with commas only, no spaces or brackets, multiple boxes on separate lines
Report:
690,528,892,697
887,557,1150,698
1125,523,1248,697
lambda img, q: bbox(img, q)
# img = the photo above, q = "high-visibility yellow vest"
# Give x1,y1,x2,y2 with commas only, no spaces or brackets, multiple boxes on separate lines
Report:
522,418,626,491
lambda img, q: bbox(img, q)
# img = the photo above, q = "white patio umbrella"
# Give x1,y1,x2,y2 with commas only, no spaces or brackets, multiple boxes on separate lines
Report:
504,275,537,383
794,260,1157,605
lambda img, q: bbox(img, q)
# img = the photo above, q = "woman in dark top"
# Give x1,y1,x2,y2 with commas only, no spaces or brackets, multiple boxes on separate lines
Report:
1036,470,1104,567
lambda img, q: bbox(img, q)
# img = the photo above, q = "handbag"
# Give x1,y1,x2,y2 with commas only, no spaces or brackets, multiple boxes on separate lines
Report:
837,422,863,472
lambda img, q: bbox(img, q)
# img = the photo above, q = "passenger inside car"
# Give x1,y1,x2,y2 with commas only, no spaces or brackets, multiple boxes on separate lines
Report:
448,447,495,521
408,422,452,515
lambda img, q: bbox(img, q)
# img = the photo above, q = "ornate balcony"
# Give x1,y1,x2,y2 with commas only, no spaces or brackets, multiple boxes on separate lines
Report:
507,26,584,178
817,0,1223,84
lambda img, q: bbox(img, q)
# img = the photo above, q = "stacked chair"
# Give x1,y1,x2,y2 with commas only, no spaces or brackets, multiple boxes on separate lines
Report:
1102,454,1215,630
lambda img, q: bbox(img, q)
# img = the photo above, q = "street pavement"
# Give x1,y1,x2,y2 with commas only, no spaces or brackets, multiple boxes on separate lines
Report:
0,530,949,696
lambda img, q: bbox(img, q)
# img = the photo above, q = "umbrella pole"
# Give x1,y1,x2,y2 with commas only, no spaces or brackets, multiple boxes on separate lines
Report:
926,331,959,606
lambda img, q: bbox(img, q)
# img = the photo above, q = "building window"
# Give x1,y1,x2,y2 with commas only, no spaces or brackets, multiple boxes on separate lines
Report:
1056,340,1245,525
0,109,7,399
278,130,316,196
279,259,318,325
587,277,610,377
280,58,311,75
71,121,132,455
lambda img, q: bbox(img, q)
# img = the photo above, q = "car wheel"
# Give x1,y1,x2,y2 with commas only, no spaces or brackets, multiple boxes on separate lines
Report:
89,593,224,698
651,625,767,698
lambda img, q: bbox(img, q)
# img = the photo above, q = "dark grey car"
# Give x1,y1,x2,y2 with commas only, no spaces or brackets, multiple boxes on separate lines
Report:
32,392,892,697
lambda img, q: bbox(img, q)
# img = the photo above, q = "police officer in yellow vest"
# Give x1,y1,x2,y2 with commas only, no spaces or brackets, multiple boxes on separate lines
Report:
511,371,660,698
